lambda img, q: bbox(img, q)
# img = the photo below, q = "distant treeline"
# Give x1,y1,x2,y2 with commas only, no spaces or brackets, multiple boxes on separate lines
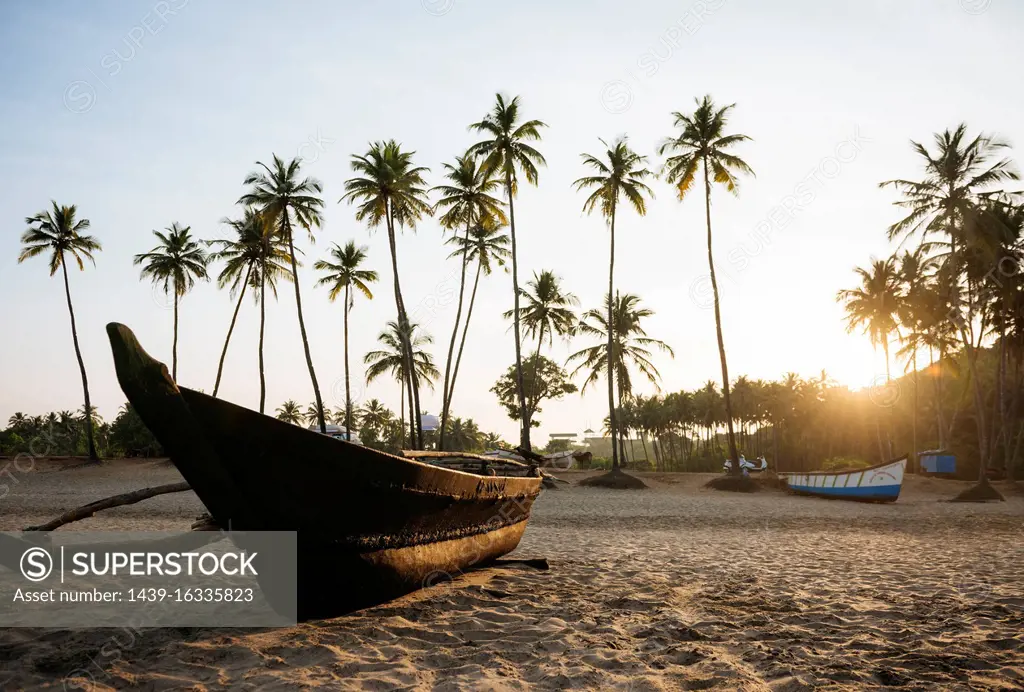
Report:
1,405,161,459
601,344,1022,479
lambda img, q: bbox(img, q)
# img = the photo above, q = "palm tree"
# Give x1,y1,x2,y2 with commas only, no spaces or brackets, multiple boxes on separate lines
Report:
342,141,433,448
238,155,327,432
505,270,579,421
567,292,674,412
574,136,654,471
482,431,505,449
77,404,103,432
364,321,440,428
359,399,392,433
898,279,957,451
447,417,482,452
837,257,901,461
133,222,209,381
894,246,939,465
973,202,1024,476
468,94,547,451
880,124,1019,489
660,95,754,475
303,402,322,427
445,216,512,418
839,258,902,380
431,152,507,449
315,241,378,437
275,400,303,425
18,202,102,460
207,208,291,410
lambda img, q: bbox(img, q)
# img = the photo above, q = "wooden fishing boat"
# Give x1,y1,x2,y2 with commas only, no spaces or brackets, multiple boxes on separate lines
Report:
106,323,543,617
779,456,908,503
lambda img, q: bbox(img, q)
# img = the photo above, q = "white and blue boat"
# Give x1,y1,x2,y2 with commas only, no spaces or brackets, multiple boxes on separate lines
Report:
780,456,907,503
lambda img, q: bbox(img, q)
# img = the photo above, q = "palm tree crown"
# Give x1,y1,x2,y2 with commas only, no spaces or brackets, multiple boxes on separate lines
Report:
359,399,392,431
446,216,512,272
341,140,433,231
467,94,547,192
314,241,378,303
238,155,325,240
879,124,1019,246
364,322,440,390
574,136,654,218
659,95,755,198
432,153,507,231
567,293,674,398
506,270,578,346
837,257,901,366
209,209,292,300
275,400,303,425
134,223,209,299
19,202,101,274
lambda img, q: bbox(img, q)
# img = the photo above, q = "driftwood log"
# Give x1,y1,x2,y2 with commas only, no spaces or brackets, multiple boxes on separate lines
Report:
24,481,192,531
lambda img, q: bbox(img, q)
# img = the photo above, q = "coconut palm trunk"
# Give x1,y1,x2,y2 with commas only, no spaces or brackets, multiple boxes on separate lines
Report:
259,267,267,414
404,369,416,444
607,202,620,470
912,351,919,472
59,253,98,461
172,289,180,381
702,159,740,473
344,282,353,437
399,379,406,434
527,321,547,415
283,214,327,434
997,329,1009,472
384,205,422,448
963,335,989,477
448,259,483,421
949,234,990,481
212,266,251,397
506,172,530,450
883,338,894,460
931,346,946,449
439,220,472,450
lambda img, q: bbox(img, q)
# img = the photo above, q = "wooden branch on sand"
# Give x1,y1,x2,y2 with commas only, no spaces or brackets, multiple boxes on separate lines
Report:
24,481,193,532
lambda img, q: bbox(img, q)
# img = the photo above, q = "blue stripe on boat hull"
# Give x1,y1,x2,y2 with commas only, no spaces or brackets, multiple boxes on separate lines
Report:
788,483,902,503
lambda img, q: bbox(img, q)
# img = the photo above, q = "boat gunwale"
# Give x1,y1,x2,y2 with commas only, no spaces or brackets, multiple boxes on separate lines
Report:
176,386,544,499
778,455,908,478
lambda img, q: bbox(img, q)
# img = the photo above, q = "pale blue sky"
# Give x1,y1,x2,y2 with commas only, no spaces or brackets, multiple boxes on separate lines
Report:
1,0,1021,442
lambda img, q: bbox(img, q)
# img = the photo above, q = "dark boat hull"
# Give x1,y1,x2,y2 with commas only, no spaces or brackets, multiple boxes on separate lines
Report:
106,323,542,616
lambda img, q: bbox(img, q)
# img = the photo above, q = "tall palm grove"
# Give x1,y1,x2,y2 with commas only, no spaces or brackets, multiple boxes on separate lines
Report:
7,95,1024,494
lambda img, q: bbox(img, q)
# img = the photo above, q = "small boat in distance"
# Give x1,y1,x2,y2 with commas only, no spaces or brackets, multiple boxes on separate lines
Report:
105,323,543,618
779,456,908,503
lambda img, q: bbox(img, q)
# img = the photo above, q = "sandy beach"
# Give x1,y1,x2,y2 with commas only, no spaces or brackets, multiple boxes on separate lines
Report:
0,459,1022,690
